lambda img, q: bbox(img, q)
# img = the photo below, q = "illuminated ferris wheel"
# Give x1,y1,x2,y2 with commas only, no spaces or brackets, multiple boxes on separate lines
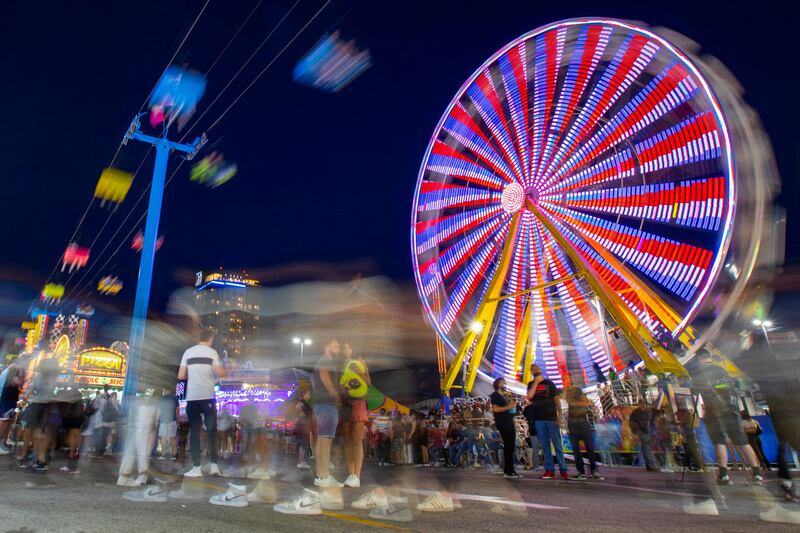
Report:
412,18,738,394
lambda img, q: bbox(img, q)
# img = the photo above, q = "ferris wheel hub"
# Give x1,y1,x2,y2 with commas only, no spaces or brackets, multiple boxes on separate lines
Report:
501,183,525,213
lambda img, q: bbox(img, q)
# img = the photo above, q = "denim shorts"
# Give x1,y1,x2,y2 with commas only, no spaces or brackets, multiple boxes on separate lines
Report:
313,403,339,438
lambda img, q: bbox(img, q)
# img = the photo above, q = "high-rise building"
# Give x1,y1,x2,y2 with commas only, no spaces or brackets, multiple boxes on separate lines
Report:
194,270,261,366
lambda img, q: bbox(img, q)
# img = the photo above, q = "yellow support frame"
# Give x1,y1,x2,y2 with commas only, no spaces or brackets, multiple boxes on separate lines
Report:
442,213,522,393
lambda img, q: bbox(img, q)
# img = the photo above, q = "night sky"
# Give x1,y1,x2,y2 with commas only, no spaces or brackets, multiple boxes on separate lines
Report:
0,0,796,316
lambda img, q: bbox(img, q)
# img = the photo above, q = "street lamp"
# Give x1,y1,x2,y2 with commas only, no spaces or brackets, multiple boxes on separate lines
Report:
470,321,484,334
752,319,773,348
293,337,312,366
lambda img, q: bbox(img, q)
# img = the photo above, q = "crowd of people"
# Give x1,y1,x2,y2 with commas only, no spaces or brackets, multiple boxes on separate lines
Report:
1,329,798,522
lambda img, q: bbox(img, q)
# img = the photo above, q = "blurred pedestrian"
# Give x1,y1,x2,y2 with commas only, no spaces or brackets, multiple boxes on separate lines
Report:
28,356,60,471
178,327,225,477
564,386,602,480
339,343,370,487
527,365,568,480
490,377,520,479
693,349,762,485
311,339,343,487
0,365,23,453
629,403,658,471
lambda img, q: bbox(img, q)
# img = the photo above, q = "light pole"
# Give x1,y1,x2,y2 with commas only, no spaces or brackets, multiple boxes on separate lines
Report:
293,337,312,366
121,114,205,408
752,319,773,348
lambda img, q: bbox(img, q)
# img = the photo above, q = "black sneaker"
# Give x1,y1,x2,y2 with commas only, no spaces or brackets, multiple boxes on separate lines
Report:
31,461,49,472
717,474,732,485
591,472,605,480
570,473,587,480
17,459,29,469
504,472,522,479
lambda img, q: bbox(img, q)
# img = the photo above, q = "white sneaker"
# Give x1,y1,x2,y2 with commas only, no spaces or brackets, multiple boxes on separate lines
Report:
209,483,248,507
314,475,344,488
247,467,274,480
352,488,389,510
183,466,203,478
319,489,344,510
682,498,719,517
247,480,277,504
117,476,142,487
297,462,311,470
135,474,148,486
760,505,800,524
344,475,361,488
123,485,169,503
417,492,455,512
207,463,221,477
274,488,322,515
0,446,11,455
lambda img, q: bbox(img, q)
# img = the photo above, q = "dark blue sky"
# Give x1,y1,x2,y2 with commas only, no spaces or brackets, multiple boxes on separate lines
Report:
0,0,796,314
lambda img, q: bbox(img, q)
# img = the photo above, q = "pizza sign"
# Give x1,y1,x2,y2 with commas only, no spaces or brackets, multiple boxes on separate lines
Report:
75,348,125,376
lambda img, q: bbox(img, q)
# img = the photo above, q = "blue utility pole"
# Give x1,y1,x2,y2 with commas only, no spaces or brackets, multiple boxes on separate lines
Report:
120,115,205,408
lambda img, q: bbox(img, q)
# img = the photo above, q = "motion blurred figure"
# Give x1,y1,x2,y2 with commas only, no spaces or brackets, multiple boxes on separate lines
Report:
311,339,343,487
178,328,225,477
693,349,762,485
340,342,370,487
736,330,800,502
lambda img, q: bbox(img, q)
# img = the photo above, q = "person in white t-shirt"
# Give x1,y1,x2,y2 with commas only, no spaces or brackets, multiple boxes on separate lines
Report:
178,328,225,477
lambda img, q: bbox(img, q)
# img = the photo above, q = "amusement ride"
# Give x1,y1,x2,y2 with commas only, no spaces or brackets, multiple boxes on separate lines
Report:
413,18,777,395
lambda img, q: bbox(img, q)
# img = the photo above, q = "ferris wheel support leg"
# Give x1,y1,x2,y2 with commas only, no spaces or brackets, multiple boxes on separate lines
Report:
528,203,687,377
514,301,532,381
442,214,522,394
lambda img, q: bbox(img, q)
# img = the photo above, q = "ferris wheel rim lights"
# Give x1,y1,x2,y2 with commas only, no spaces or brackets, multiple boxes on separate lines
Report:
411,18,736,391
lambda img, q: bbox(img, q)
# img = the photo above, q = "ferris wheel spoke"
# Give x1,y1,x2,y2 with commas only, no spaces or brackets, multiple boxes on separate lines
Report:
540,33,660,185
533,24,614,189
428,140,507,190
530,26,568,182
546,61,701,189
551,175,726,231
547,110,723,196
416,180,499,213
443,104,518,183
466,72,526,183
415,205,504,255
498,42,532,186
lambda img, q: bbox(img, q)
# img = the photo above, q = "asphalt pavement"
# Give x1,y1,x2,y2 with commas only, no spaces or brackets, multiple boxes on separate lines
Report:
1,453,799,532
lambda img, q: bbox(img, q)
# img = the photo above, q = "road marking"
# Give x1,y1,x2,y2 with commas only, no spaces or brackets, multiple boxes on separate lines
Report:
322,510,414,531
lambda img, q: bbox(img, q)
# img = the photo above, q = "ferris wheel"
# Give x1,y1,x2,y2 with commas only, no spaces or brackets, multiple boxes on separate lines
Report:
412,18,738,394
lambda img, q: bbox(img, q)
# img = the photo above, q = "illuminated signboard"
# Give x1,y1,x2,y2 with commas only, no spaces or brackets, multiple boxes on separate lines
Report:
74,375,124,387
74,348,126,377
